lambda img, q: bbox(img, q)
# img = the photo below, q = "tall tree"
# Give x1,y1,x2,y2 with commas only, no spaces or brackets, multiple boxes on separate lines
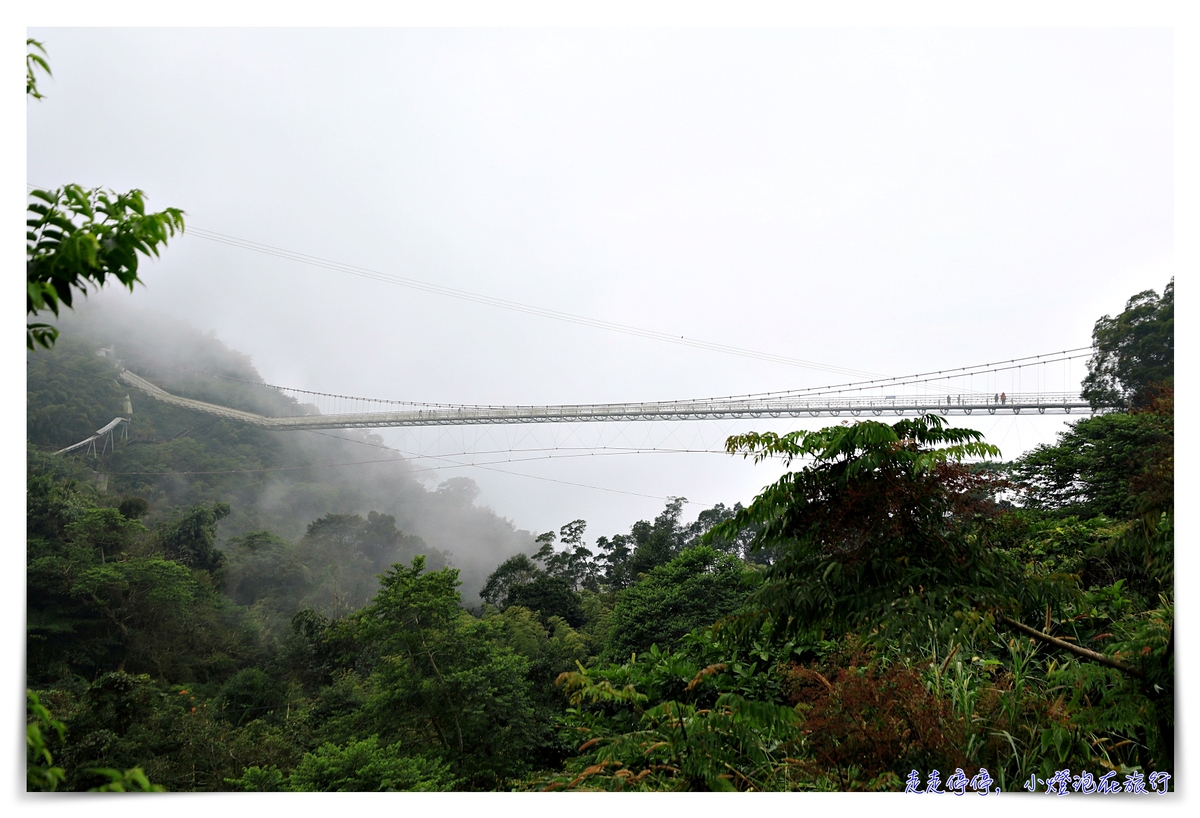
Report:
355,557,539,787
1011,395,1173,520
156,502,231,576
626,497,689,577
707,416,1011,648
604,545,757,660
1081,279,1173,409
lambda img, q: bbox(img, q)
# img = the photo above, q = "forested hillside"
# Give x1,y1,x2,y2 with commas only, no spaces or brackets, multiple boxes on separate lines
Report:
28,306,536,598
27,283,1172,792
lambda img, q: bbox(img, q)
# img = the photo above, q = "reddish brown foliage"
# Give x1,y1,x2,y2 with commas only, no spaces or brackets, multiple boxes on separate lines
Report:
1129,384,1173,516
782,660,969,787
782,460,1008,570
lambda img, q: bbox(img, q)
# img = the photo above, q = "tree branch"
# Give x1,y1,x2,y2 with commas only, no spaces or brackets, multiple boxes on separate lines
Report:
998,615,1142,679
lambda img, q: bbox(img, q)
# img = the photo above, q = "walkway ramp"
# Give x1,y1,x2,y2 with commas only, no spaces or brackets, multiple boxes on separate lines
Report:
53,417,130,456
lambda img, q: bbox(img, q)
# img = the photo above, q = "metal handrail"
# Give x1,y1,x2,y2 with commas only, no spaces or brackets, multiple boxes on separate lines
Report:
119,370,1096,431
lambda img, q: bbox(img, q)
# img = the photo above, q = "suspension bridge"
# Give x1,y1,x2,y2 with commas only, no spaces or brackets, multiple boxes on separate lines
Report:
28,206,1109,456
46,346,1105,478
107,346,1100,432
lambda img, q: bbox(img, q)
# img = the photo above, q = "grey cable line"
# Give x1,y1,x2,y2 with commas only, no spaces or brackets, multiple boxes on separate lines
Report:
184,225,879,378
118,342,1093,410
25,185,1090,402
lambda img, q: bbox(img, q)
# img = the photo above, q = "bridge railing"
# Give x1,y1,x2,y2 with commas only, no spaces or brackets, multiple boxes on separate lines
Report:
265,391,1092,428
118,368,1095,431
342,391,1089,416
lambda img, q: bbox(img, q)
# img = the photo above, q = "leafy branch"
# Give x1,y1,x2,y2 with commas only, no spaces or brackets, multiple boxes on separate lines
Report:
27,38,50,99
25,39,185,350
27,185,185,349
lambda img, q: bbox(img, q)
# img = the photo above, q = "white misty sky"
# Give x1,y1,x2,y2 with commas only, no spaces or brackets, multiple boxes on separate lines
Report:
18,17,1181,545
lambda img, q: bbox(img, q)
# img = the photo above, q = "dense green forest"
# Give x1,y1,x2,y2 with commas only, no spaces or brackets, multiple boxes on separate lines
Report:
26,283,1172,792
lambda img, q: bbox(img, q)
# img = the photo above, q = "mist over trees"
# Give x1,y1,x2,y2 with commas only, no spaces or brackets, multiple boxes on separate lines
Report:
28,303,537,603
27,284,1173,792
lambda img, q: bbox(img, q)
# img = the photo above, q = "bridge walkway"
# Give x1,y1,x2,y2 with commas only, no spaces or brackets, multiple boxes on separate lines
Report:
118,370,1093,431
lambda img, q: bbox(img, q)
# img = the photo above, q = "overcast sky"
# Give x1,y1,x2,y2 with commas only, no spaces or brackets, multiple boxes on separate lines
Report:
25,26,1175,539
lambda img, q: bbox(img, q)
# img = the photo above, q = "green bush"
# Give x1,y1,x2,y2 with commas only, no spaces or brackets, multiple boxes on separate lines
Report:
286,736,456,791
605,546,756,659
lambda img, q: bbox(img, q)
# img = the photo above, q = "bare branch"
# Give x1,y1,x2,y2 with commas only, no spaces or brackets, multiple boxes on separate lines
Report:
999,615,1143,679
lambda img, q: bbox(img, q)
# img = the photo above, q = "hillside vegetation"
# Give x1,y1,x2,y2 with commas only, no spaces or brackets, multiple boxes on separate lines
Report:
27,284,1172,792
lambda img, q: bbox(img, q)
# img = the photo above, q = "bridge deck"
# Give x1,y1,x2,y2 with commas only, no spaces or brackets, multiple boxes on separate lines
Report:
119,370,1094,430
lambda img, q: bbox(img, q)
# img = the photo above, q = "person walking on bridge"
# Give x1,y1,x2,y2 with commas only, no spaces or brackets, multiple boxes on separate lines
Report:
1001,392,1006,405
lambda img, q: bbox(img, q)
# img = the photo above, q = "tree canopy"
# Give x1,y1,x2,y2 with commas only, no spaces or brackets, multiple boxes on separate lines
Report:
707,416,1011,646
1081,279,1173,409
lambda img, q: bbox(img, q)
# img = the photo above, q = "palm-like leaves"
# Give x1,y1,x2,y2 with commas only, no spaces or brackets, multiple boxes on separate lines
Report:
725,414,1000,472
708,416,1013,648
